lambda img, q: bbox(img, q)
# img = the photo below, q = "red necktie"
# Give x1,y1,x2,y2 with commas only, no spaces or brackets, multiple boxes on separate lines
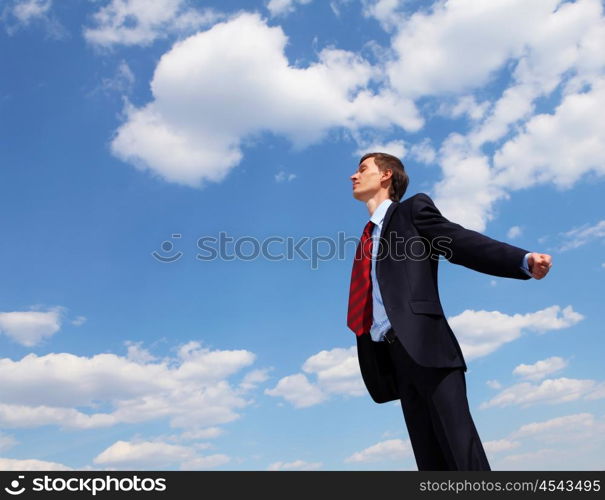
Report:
347,220,375,336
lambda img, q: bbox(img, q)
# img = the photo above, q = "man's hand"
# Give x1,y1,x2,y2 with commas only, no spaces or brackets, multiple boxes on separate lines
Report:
528,253,552,279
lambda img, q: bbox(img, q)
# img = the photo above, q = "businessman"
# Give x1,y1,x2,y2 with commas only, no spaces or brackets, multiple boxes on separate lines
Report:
347,152,552,471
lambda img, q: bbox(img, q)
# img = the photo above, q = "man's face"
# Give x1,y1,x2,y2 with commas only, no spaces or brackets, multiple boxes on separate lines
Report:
350,157,389,201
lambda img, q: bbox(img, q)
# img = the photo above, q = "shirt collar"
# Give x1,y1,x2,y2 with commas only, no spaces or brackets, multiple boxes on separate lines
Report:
370,199,393,227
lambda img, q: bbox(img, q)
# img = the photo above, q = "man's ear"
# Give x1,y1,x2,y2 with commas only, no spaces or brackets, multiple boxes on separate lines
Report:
382,169,393,181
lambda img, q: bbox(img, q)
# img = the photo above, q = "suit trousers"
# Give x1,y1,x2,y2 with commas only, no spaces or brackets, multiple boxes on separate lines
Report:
385,329,491,471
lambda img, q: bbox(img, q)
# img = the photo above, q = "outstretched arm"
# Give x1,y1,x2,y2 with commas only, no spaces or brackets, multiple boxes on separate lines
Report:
412,192,536,280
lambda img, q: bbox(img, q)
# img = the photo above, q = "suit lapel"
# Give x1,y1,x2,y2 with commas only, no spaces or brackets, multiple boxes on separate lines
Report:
376,201,399,279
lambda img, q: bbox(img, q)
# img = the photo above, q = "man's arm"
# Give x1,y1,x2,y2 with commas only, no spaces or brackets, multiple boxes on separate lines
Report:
412,193,532,280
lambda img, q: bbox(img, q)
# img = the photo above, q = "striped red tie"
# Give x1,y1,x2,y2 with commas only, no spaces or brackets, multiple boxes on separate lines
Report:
347,220,375,336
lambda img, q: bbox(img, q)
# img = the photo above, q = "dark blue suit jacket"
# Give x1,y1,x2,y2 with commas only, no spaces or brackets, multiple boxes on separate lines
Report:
356,192,531,403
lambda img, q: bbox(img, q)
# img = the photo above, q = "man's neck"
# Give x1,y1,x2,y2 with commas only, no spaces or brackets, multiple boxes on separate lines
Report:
365,192,391,217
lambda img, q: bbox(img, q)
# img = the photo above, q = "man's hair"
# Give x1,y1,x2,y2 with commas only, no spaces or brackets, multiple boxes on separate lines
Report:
359,152,409,201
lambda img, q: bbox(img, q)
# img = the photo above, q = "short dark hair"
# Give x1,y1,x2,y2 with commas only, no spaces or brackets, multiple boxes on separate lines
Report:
359,152,409,201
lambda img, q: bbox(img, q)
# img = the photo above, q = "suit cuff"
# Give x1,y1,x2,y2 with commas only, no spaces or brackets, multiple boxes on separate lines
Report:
521,252,533,277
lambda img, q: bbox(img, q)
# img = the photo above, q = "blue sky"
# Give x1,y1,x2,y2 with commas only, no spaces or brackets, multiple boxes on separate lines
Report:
0,0,604,471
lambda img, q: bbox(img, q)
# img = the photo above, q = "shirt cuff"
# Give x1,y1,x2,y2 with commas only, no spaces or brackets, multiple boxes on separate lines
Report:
521,252,533,277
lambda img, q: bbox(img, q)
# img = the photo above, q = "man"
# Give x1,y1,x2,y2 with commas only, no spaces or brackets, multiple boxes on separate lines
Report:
347,152,552,471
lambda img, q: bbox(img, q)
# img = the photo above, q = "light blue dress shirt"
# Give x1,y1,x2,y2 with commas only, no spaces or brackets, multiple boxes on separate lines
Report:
367,199,533,342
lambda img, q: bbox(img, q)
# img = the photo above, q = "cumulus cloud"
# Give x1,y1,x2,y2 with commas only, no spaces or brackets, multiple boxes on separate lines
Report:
84,0,221,47
265,345,367,408
274,171,297,183
486,379,502,390
355,139,406,159
267,0,312,17
408,138,436,165
555,219,605,252
365,0,605,231
267,459,322,470
344,438,413,463
449,305,584,360
0,306,65,346
362,0,405,32
0,341,263,431
264,373,327,408
512,356,568,381
93,439,230,470
483,439,521,454
507,226,522,239
487,412,605,470
480,377,605,409
110,12,421,187
1,0,65,38
0,457,72,471
101,0,605,234
11,0,50,24
493,77,605,191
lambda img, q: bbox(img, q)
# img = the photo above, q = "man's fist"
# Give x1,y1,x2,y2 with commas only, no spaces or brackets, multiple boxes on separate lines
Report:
528,253,552,279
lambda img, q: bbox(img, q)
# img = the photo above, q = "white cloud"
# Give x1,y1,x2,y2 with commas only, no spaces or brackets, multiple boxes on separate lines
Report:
274,171,297,183
449,305,584,361
0,404,117,429
493,78,605,191
238,368,271,392
101,0,605,231
487,412,605,470
408,138,436,165
84,0,222,47
451,95,490,121
486,379,502,390
507,225,522,239
362,0,405,32
267,0,312,17
344,438,413,463
0,341,260,431
386,0,562,98
0,457,72,471
368,0,605,231
301,346,366,396
483,439,520,454
71,315,87,327
111,12,421,187
511,412,598,440
480,377,605,409
125,340,157,363
11,0,50,24
264,373,327,408
1,0,65,38
93,439,230,470
355,140,406,159
267,459,322,470
265,345,369,408
512,356,568,381
555,219,605,251
99,60,135,95
0,306,64,346
179,427,224,441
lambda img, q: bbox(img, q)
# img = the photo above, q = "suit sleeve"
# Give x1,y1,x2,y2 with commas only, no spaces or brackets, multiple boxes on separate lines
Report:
412,193,532,280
